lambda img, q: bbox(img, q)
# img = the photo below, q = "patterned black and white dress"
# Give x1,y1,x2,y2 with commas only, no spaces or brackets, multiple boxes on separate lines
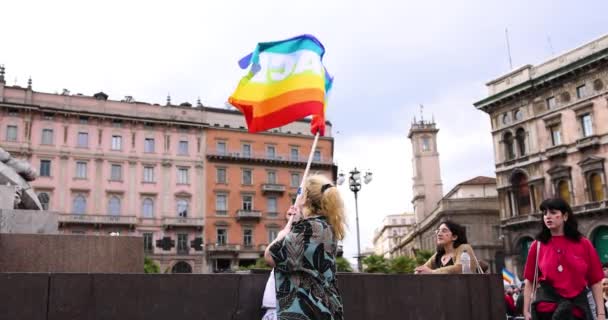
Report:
269,215,344,320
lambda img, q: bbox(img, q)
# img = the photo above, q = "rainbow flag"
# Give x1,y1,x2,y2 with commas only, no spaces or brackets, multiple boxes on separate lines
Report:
228,34,333,135
502,268,520,286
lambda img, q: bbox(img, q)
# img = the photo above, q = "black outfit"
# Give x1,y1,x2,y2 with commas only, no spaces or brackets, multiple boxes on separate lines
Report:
531,282,592,320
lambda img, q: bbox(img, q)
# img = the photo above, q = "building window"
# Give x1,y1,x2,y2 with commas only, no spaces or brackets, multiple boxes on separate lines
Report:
242,195,253,211
177,234,189,255
546,96,556,109
108,196,121,216
79,116,88,124
6,125,17,141
143,233,153,254
550,125,562,146
216,168,227,184
503,132,515,160
177,168,189,184
37,192,50,210
267,197,277,214
243,229,253,247
110,164,122,181
590,173,605,202
515,128,526,156
112,119,123,128
216,194,227,214
177,199,189,217
313,150,322,162
144,138,155,153
72,195,87,214
268,228,278,242
421,137,431,152
576,84,588,99
512,172,531,216
40,160,51,177
217,229,227,245
513,109,523,121
267,171,277,184
581,114,593,137
41,129,54,145
558,180,570,204
111,135,122,150
178,140,188,155
266,145,276,159
143,166,155,182
142,198,154,218
242,169,253,185
290,173,301,187
77,132,89,147
290,148,299,161
242,144,251,157
75,162,88,179
217,141,226,155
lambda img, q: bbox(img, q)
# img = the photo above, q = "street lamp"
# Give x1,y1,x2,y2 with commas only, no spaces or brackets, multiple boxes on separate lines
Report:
337,168,372,272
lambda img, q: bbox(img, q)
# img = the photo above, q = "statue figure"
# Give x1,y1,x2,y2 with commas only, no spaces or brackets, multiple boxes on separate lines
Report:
0,147,43,210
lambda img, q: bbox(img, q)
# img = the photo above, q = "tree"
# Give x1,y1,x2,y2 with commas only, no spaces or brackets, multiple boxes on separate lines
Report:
362,254,389,273
336,257,353,272
144,256,160,274
415,250,434,266
388,256,417,274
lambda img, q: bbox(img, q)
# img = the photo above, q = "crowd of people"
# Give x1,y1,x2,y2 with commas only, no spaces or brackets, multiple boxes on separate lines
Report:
257,173,606,320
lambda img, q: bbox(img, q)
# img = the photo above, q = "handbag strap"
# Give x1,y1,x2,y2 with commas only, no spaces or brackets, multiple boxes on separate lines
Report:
530,241,540,312
470,250,485,274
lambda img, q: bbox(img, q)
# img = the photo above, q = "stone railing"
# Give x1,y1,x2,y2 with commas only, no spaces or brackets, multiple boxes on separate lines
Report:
0,273,505,319
59,214,137,225
161,217,204,228
236,210,262,220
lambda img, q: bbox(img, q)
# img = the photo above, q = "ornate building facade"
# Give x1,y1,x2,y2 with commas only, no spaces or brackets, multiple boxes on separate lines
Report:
372,212,416,258
392,118,502,272
474,34,608,276
0,66,334,273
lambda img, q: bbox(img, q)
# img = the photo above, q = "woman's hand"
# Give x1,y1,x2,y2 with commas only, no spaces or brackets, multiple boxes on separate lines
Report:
414,265,433,274
523,311,532,320
597,313,606,320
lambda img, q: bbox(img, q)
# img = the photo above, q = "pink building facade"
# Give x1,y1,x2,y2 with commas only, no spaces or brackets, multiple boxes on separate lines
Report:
0,66,334,273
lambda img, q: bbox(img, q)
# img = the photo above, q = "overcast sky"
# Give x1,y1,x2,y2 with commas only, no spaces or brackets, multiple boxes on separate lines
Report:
3,0,608,263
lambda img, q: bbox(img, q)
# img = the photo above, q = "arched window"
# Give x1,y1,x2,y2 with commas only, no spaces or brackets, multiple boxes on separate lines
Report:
37,192,50,210
516,128,526,156
512,172,531,215
558,180,570,204
171,261,192,273
503,132,515,160
177,199,189,218
108,196,121,216
142,198,154,218
73,195,86,214
590,173,604,202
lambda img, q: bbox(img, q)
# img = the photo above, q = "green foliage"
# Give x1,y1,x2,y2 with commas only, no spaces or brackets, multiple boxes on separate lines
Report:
248,257,272,270
336,256,353,272
144,256,160,274
415,250,434,265
388,256,417,274
362,254,390,273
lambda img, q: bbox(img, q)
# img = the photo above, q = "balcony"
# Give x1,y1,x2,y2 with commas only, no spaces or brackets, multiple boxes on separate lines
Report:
58,214,137,227
576,135,600,150
261,183,286,194
161,217,204,230
206,149,334,168
501,213,541,228
206,243,240,253
545,145,568,159
236,210,262,221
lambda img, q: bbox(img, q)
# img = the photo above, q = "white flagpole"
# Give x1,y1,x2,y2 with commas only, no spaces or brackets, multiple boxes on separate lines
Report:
287,131,320,223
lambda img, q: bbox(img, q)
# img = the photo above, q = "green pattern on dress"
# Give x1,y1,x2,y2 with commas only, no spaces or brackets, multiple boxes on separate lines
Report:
269,216,344,320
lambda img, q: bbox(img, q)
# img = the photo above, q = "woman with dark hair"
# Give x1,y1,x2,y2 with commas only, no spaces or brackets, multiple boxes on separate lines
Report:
522,198,605,320
414,221,480,274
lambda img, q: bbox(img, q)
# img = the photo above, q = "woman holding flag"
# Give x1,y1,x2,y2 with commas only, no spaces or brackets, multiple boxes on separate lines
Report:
264,174,345,320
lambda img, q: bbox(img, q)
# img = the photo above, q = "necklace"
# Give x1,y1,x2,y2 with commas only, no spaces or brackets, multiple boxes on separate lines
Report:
556,248,564,273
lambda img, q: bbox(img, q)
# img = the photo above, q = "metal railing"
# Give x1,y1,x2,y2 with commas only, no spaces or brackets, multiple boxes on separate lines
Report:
161,217,204,227
207,149,333,165
236,210,262,220
206,243,241,251
261,184,286,192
